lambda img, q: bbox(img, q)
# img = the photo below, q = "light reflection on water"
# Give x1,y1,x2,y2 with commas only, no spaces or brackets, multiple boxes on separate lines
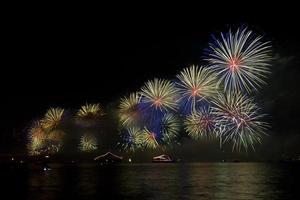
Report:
2,163,299,200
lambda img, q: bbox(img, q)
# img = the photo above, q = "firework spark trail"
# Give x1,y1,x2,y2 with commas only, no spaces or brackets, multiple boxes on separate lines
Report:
205,28,272,93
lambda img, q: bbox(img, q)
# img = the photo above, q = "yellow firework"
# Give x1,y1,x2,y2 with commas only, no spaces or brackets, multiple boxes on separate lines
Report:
77,103,105,119
28,119,65,156
28,137,44,155
41,108,65,130
119,92,141,127
79,134,98,152
184,107,217,140
141,78,179,111
27,121,46,155
140,128,160,149
176,65,218,111
29,121,45,140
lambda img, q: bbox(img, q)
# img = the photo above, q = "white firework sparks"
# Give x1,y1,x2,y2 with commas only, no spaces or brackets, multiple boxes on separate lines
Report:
205,28,272,93
212,92,268,151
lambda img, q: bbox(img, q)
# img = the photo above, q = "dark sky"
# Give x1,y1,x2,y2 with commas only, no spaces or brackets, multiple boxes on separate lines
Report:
2,7,300,157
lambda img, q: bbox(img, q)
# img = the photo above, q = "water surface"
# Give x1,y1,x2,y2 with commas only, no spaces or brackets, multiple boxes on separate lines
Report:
2,163,299,200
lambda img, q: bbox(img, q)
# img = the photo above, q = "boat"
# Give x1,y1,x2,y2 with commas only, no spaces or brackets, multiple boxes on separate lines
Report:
152,154,175,163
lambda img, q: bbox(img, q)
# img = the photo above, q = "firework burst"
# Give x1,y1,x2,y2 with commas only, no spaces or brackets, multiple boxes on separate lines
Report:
77,103,105,119
184,107,218,140
205,28,272,93
120,127,143,151
79,134,98,152
176,65,218,113
140,128,160,149
27,121,46,155
141,78,179,112
160,114,180,143
119,92,141,127
28,117,65,156
41,108,65,130
212,92,268,151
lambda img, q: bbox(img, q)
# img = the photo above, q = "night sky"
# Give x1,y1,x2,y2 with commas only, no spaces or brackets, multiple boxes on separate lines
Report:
2,7,300,158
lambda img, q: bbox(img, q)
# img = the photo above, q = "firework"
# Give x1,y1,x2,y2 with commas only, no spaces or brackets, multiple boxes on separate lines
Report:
212,92,268,151
184,107,218,140
119,92,141,127
141,78,179,112
28,137,44,155
41,108,65,130
160,114,180,143
79,134,98,152
28,121,46,155
205,28,272,93
120,127,143,151
140,128,160,149
176,65,218,112
28,119,65,156
77,103,105,119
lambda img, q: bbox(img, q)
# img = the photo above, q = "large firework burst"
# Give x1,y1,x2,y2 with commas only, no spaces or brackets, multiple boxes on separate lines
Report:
119,92,141,127
176,65,218,113
212,92,268,151
184,107,218,140
28,121,63,156
141,78,179,112
205,28,272,93
41,108,65,130
79,134,98,152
